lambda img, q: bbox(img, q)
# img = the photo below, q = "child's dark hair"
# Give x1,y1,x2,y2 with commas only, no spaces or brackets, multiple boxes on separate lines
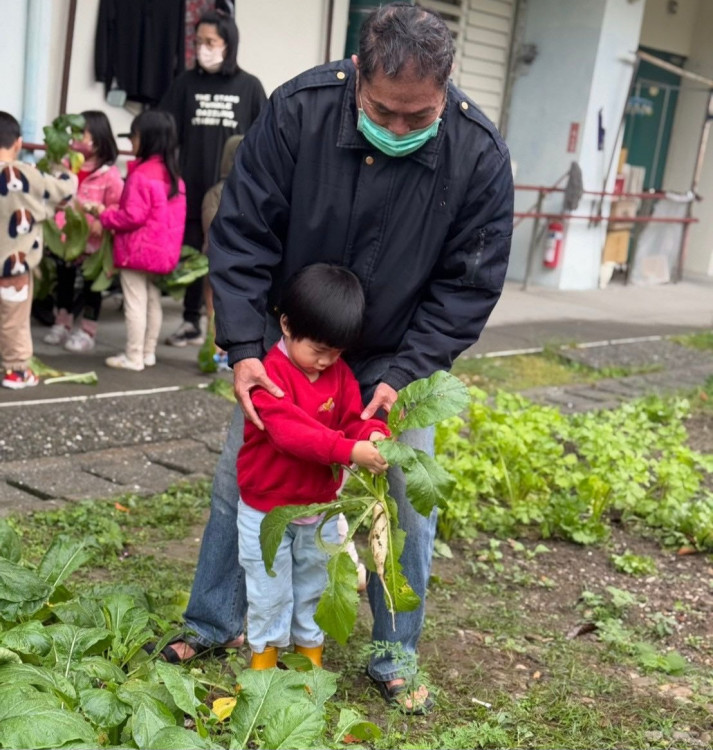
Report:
130,110,181,197
197,10,239,76
280,264,365,350
81,110,117,168
0,111,21,150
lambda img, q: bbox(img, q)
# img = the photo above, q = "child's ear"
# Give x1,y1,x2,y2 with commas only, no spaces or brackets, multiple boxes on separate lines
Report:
279,314,290,337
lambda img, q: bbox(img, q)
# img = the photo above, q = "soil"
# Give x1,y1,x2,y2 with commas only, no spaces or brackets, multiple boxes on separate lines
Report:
146,410,713,746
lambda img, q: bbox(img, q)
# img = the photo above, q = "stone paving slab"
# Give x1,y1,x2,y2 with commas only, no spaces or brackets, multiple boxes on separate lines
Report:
1,390,234,463
523,388,614,414
144,439,219,477
589,379,644,398
0,481,67,516
81,449,185,495
196,429,230,455
562,387,618,404
1,457,127,502
558,340,713,372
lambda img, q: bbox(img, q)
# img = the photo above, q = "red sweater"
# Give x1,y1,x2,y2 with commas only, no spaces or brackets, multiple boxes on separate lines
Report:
238,345,388,512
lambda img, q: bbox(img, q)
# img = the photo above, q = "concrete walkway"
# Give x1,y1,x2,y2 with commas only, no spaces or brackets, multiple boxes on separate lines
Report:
2,277,713,513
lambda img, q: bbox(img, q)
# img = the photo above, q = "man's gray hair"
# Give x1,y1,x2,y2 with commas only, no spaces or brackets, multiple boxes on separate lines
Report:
358,2,455,88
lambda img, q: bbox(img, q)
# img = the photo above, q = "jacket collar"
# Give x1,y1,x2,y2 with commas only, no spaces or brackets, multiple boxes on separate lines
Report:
127,155,162,174
336,60,448,171
82,163,112,180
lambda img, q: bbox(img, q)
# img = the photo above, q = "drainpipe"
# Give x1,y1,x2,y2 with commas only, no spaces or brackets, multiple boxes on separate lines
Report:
60,0,78,115
21,0,52,147
324,0,335,63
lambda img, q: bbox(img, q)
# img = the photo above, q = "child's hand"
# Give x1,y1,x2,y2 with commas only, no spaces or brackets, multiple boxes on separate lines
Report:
351,440,388,475
84,202,104,217
369,431,387,442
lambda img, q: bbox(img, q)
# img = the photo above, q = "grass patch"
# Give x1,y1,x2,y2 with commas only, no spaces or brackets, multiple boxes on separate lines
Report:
451,347,660,392
452,351,589,391
674,330,713,351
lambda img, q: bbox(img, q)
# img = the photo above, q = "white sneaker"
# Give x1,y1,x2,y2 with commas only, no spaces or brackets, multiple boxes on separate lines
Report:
105,354,144,371
43,324,70,345
143,353,156,367
64,329,95,353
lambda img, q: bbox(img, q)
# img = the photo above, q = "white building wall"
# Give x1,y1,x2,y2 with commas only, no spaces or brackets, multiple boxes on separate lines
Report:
505,0,644,290
639,0,700,57
0,0,29,124
6,0,349,152
238,0,349,96
559,0,646,290
658,0,713,277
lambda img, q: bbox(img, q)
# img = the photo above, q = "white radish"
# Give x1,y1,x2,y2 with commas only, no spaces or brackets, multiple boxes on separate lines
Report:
369,501,396,628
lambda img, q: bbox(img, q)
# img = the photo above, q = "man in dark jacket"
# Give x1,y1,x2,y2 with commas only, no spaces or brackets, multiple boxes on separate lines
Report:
170,2,513,714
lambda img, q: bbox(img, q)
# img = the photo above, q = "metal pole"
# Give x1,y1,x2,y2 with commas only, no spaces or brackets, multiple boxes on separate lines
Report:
522,189,544,290
675,91,713,282
324,0,335,64
59,0,77,115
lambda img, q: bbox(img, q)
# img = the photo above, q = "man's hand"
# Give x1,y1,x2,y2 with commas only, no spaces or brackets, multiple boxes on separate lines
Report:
361,383,398,420
233,358,284,430
351,440,388,474
369,431,388,442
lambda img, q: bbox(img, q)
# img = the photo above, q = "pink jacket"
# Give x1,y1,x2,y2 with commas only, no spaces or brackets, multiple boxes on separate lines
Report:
56,163,124,253
100,156,186,274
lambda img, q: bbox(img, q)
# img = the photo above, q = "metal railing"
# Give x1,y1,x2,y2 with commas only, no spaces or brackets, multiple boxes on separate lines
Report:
515,183,699,289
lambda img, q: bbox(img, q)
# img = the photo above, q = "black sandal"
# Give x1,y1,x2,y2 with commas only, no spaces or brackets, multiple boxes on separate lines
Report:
144,636,227,663
367,672,435,715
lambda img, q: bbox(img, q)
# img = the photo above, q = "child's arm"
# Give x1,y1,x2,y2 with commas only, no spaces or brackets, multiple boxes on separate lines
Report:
99,174,152,232
103,167,125,211
27,166,77,221
252,388,358,467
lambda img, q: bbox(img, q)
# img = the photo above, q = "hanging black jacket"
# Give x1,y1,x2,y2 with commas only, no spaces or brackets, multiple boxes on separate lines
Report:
95,0,185,105
210,60,514,391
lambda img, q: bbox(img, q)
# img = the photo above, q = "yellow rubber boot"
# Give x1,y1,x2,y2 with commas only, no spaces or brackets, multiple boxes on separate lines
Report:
294,644,323,668
250,646,278,670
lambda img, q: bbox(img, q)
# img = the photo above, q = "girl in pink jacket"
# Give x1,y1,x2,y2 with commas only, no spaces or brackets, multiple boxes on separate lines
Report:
44,111,124,353
99,111,186,371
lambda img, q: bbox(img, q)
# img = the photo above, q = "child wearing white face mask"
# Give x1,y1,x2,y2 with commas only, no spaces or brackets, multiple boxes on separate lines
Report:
159,10,267,349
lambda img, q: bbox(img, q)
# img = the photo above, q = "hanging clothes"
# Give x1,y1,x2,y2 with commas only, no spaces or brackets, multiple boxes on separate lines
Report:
185,0,214,70
95,0,186,105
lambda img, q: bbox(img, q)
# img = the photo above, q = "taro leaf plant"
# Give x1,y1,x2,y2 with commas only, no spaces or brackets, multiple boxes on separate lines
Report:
260,370,470,645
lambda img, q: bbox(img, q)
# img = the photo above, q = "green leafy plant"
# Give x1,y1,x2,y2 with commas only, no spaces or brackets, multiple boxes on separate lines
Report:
260,371,470,644
36,113,95,266
43,204,90,263
610,550,657,576
434,390,713,550
36,113,85,174
0,519,379,749
80,230,116,292
158,246,208,300
28,357,98,386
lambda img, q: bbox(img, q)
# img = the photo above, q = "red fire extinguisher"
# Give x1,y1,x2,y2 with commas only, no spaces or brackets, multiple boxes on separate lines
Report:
543,220,564,268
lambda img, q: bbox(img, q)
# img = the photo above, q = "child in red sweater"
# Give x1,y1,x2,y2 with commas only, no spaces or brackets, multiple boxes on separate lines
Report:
237,264,389,670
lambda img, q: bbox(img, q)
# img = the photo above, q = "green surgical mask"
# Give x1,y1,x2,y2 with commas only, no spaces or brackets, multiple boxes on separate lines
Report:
356,105,441,157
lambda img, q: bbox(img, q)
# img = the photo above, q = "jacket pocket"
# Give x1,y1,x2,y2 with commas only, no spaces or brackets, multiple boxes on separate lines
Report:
461,229,485,288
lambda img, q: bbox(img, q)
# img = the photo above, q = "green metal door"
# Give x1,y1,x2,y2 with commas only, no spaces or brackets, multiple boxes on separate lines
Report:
622,46,684,191
344,0,415,57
